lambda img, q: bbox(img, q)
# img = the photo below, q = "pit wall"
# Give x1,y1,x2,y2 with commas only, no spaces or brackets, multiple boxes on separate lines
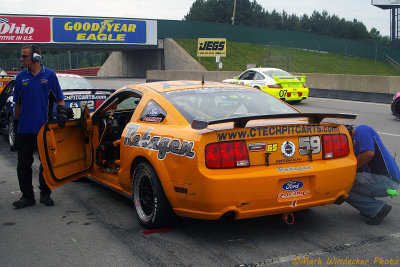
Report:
146,70,399,103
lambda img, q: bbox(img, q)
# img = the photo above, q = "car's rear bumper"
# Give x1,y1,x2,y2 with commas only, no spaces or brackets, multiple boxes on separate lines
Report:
261,87,309,101
164,157,356,220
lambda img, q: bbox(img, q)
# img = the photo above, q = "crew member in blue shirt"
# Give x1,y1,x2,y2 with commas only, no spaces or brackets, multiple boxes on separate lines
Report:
12,44,68,209
345,124,400,225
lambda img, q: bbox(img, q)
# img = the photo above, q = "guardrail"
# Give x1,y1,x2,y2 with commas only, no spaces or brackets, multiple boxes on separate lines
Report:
383,53,400,74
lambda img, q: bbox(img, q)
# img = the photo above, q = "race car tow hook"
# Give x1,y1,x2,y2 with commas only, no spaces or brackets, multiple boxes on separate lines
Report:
282,212,294,225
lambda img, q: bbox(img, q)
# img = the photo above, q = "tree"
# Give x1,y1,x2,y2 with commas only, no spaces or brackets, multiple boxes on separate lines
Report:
183,0,387,41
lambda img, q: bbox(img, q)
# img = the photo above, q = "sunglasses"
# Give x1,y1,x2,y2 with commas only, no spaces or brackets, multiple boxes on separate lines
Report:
20,54,30,59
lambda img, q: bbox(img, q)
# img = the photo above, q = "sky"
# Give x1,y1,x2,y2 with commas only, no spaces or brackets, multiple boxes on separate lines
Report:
0,0,393,36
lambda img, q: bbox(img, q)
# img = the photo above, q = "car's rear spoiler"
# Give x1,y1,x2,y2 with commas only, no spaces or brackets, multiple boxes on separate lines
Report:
191,113,357,130
273,76,306,83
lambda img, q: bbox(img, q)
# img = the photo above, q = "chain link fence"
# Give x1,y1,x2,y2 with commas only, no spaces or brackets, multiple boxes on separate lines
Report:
0,51,111,71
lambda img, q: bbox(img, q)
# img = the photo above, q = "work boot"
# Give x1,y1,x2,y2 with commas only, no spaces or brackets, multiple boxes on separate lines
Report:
40,194,54,206
366,204,392,225
13,198,36,209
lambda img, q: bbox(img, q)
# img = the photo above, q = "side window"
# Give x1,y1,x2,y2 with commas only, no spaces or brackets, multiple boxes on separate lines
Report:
239,71,251,80
140,100,166,123
116,96,140,111
254,73,264,80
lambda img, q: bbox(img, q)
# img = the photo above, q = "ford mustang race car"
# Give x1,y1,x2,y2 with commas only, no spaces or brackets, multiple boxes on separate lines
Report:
392,91,400,120
37,80,357,229
0,73,113,151
223,68,309,103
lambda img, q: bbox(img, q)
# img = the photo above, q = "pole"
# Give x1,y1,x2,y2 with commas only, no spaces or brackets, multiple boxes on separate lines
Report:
232,0,236,25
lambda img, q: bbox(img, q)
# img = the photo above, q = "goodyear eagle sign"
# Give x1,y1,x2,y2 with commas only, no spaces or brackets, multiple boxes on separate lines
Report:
53,17,152,44
197,38,226,57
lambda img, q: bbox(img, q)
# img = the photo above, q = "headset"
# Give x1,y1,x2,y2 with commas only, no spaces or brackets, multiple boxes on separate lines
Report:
31,45,42,63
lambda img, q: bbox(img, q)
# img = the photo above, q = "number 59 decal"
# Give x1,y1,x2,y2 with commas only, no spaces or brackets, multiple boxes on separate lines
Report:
298,136,321,155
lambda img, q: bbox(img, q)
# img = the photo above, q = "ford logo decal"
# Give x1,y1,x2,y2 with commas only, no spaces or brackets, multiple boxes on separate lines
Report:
282,180,304,191
148,108,161,117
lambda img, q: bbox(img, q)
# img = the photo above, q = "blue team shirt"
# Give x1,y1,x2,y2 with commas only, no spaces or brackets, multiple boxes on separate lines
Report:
13,65,64,134
353,125,400,181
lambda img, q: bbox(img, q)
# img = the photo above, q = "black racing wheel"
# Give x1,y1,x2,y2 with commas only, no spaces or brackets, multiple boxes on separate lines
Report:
392,97,400,120
132,162,176,229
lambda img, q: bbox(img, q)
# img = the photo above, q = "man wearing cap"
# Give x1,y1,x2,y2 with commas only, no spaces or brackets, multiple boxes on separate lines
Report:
346,124,400,225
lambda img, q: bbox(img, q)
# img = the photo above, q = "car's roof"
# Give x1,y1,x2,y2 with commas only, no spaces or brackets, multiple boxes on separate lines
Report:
133,80,254,93
56,73,85,78
247,68,284,72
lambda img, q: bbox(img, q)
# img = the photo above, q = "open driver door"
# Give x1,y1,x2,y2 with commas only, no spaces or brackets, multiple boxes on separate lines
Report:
37,106,93,189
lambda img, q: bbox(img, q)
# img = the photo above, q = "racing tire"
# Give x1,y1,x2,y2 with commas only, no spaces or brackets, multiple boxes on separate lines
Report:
8,117,17,151
392,98,400,121
132,162,176,229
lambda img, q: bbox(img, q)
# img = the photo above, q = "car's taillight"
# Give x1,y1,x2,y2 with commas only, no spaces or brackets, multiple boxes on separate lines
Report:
205,140,249,168
287,92,291,97
95,99,105,108
267,84,283,89
323,134,349,159
298,92,303,97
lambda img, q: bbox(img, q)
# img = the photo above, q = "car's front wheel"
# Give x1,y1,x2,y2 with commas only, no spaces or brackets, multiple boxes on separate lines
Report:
8,117,17,151
132,162,176,229
392,98,400,120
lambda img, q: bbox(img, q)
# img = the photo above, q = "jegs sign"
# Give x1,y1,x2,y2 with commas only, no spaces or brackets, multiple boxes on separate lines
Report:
52,17,153,44
197,38,226,57
0,16,51,43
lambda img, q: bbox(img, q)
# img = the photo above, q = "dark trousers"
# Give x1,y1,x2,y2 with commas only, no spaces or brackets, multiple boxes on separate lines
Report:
17,133,51,200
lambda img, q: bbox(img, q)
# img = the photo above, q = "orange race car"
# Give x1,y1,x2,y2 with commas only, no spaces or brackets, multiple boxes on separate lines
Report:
38,80,357,229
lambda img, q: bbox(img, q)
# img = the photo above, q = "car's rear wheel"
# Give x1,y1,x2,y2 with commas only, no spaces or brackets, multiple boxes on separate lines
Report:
8,117,17,151
392,98,400,120
132,162,176,229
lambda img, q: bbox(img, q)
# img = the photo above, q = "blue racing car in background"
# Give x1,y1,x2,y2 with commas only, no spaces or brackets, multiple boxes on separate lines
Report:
0,73,113,151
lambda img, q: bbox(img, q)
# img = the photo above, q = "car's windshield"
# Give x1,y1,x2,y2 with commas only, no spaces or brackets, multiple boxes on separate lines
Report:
57,76,97,90
263,69,292,77
162,87,297,123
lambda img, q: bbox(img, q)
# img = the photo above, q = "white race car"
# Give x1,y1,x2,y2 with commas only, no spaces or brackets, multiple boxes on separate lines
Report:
223,68,309,103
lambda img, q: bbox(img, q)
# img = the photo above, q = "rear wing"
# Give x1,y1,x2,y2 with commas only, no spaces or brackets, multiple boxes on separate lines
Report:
191,113,357,130
273,76,306,83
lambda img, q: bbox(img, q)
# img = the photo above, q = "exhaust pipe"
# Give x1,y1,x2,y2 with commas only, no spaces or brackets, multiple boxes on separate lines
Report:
220,211,236,221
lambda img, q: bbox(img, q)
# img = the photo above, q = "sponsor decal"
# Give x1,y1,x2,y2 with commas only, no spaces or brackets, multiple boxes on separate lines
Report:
197,38,226,57
217,125,339,141
282,180,304,191
276,157,302,163
291,200,298,208
123,124,195,160
69,102,78,108
53,17,147,44
141,116,162,122
64,94,107,101
0,16,51,42
276,166,313,173
278,190,310,199
281,141,296,158
267,143,278,152
249,142,265,152
40,79,48,84
23,81,29,86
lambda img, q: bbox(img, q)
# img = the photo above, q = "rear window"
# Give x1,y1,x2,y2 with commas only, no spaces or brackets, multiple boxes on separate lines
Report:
263,69,292,77
162,87,297,124
57,76,97,90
